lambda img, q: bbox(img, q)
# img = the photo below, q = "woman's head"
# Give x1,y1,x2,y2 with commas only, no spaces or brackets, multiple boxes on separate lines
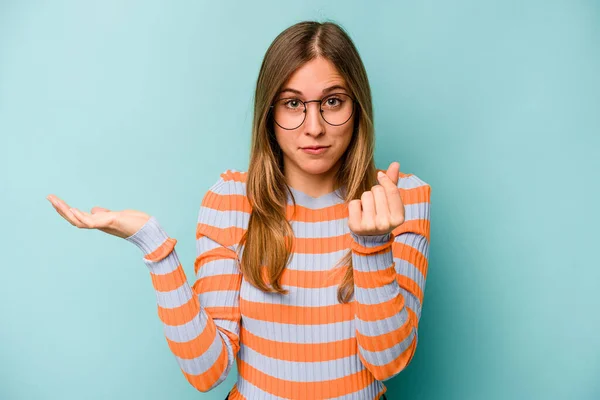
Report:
241,21,379,303
251,21,376,194
272,56,355,180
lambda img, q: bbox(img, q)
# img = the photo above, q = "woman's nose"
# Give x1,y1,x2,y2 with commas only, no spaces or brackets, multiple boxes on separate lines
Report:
303,102,325,136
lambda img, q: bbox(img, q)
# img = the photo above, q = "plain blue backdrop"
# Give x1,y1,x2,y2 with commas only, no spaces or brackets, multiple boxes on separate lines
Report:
1,1,599,399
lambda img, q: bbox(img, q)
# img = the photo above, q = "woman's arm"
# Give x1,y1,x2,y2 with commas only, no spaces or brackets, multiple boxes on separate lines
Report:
350,174,431,381
125,176,242,392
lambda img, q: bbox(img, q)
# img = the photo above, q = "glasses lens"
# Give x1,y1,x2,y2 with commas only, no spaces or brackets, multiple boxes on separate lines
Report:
273,98,305,129
272,93,355,129
321,93,354,125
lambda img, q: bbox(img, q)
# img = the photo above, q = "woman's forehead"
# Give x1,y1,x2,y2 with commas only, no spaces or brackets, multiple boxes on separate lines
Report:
280,58,348,97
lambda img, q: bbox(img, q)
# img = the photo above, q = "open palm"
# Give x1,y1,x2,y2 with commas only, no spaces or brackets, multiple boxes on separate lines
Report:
46,194,150,239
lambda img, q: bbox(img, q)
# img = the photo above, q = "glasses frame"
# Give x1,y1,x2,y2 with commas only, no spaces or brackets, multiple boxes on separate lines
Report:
269,92,357,130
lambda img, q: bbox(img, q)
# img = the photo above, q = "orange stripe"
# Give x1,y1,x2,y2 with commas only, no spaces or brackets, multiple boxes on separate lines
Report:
220,327,241,358
353,264,397,289
399,183,430,205
144,237,177,261
354,263,424,315
397,275,424,304
407,307,418,327
202,306,241,322
291,232,422,255
157,295,199,326
393,218,430,242
192,273,242,294
198,189,429,229
357,333,417,381
196,208,429,246
194,245,238,275
240,298,355,325
286,203,348,222
271,266,348,288
355,315,413,352
150,264,187,292
355,294,405,322
392,240,429,279
165,317,217,359
181,341,229,392
196,204,429,249
227,384,245,400
238,358,376,399
240,326,357,362
201,191,252,213
350,234,395,255
196,224,243,247
220,169,247,183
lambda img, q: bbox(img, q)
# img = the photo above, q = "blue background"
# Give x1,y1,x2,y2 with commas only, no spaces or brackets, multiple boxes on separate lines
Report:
1,1,599,399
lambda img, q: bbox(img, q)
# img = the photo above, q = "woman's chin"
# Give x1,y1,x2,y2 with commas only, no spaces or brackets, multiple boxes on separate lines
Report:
297,161,336,176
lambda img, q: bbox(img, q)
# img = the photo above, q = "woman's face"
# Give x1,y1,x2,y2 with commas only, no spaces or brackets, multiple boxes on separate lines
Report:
273,56,355,180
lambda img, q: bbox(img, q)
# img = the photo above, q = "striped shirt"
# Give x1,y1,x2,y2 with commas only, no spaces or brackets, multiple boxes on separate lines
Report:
125,169,431,399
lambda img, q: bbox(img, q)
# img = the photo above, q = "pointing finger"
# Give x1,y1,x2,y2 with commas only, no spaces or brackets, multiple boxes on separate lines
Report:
386,161,400,186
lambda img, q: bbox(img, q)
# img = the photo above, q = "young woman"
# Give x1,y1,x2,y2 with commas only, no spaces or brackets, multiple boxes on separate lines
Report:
47,21,431,400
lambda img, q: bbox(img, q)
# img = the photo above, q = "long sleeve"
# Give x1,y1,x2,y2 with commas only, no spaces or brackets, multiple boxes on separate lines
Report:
125,175,243,392
350,173,431,381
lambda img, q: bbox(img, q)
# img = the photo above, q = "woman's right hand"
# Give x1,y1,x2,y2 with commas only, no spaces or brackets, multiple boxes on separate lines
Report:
46,194,150,239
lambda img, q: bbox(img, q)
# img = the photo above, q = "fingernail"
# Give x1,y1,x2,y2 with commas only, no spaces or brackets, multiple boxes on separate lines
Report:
377,171,385,178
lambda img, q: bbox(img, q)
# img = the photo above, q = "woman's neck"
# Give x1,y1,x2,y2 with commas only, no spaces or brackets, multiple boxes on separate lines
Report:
283,159,342,198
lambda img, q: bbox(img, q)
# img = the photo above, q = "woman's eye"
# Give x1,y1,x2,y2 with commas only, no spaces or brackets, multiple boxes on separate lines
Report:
325,97,342,107
285,99,301,108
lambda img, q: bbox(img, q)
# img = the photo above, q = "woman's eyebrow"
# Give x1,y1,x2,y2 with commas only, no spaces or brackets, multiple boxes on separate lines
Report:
278,84,348,96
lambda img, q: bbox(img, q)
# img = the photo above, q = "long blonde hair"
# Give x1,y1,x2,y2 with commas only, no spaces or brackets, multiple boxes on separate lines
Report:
238,21,378,304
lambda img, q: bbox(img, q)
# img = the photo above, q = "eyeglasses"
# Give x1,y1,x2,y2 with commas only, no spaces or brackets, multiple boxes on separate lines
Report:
269,93,356,130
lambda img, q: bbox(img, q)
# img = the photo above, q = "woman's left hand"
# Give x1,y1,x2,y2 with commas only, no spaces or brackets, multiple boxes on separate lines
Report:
348,161,405,236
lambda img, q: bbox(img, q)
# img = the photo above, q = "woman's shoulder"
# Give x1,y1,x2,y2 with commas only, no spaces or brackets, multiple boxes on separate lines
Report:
201,169,249,212
218,169,248,184
397,171,430,191
197,169,249,246
206,169,248,194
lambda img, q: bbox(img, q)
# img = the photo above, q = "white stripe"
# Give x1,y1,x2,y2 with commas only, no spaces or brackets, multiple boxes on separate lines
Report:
175,330,224,375
238,345,366,382
358,327,416,366
356,307,410,337
155,282,194,309
163,310,208,342
354,281,401,305
242,316,356,344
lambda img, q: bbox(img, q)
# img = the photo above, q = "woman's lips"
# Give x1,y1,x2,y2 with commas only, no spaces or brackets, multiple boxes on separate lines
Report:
301,146,329,155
